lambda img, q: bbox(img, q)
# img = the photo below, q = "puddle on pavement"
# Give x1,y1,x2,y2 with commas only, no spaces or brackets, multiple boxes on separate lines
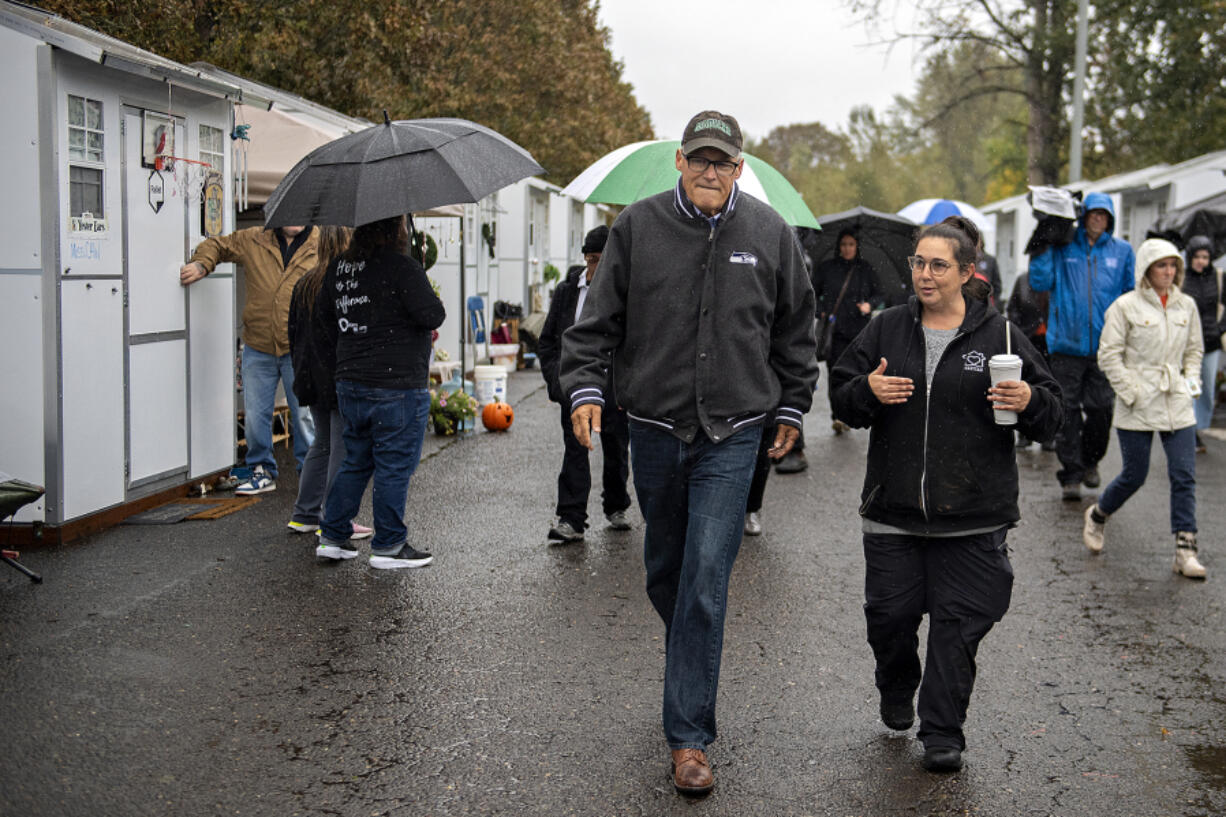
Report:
1186,744,1226,791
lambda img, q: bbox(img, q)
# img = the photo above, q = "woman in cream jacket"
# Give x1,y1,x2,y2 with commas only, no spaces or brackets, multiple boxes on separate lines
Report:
1083,238,1206,578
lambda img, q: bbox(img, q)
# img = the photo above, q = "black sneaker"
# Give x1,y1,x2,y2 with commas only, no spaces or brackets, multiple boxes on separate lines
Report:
922,746,962,773
316,539,359,561
773,450,808,474
880,697,915,731
1082,467,1100,489
369,545,434,570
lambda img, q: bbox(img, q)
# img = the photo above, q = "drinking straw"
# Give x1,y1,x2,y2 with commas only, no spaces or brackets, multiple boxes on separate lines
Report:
1005,319,1011,356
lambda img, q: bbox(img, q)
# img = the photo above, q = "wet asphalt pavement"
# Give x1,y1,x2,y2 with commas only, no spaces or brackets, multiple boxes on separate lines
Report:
2,371,1225,817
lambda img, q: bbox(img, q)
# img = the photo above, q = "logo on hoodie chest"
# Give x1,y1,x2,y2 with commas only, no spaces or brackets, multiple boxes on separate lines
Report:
962,350,986,372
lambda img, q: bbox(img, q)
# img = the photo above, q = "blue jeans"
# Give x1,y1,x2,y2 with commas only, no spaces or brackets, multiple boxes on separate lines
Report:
1098,426,1197,533
321,382,429,553
291,406,346,525
1195,350,1220,431
241,346,314,477
629,421,759,750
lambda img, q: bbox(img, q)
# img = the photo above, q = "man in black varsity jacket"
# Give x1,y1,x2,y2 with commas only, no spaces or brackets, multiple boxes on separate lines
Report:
560,110,818,796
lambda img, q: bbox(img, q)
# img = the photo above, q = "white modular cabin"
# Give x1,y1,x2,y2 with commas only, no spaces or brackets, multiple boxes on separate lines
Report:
414,178,617,367
0,2,266,536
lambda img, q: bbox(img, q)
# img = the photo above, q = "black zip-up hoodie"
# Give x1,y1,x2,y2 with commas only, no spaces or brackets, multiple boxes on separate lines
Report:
831,295,1063,534
1182,235,1225,353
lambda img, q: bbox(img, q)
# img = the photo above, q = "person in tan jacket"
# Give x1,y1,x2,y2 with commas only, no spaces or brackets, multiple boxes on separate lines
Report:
180,225,318,494
1082,238,1206,578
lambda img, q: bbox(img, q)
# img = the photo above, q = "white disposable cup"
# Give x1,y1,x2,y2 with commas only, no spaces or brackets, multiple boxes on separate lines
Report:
988,354,1023,425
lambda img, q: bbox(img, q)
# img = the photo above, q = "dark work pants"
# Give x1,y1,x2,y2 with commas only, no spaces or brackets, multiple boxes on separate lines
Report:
863,529,1014,751
746,423,774,513
556,403,631,530
1049,353,1115,486
826,334,855,422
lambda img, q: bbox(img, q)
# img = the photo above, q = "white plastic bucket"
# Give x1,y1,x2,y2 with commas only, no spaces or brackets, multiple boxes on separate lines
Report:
488,342,519,373
473,364,507,405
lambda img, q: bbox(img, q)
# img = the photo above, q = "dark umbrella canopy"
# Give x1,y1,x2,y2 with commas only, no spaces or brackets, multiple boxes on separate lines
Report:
1150,189,1226,259
802,206,918,306
264,117,545,228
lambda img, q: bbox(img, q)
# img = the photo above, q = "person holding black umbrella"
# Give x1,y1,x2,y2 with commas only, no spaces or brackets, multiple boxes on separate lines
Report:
314,215,445,569
812,229,886,434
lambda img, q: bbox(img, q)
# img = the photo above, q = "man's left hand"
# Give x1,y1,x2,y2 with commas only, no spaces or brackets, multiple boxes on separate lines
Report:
767,424,800,460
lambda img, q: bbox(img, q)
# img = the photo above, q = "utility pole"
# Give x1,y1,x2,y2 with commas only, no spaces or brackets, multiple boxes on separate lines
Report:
1069,0,1089,183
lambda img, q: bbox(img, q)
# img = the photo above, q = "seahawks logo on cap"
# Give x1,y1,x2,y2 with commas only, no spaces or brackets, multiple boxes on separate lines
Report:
693,118,732,136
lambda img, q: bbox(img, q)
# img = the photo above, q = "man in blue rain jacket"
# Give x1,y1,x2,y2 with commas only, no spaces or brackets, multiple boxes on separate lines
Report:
1029,191,1135,498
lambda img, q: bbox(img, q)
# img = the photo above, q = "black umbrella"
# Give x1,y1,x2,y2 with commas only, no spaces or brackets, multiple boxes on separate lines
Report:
264,115,545,227
1149,189,1226,259
803,206,918,306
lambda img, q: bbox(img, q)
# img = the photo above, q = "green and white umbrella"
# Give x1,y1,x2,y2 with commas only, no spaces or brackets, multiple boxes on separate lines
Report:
560,140,819,229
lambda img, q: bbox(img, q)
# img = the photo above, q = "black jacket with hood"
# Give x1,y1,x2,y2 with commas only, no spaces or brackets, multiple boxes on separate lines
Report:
831,294,1063,534
812,254,884,343
1182,235,1225,354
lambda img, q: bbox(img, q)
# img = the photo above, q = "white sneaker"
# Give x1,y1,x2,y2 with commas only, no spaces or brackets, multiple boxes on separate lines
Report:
547,520,584,543
744,512,762,536
606,510,632,530
1082,505,1105,553
287,521,319,534
1174,533,1207,579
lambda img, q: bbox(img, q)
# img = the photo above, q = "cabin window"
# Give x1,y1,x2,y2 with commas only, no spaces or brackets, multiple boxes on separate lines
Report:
67,95,105,220
199,124,224,173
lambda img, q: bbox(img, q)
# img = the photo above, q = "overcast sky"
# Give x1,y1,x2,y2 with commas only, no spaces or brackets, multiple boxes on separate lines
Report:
596,0,921,142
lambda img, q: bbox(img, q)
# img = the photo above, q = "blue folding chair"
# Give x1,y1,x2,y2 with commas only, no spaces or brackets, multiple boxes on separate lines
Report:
467,295,489,363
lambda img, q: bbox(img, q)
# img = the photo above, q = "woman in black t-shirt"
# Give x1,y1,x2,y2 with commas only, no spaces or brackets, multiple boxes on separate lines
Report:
314,215,446,569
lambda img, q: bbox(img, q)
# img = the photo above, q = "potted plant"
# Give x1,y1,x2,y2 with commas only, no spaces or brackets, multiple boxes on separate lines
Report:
429,388,479,436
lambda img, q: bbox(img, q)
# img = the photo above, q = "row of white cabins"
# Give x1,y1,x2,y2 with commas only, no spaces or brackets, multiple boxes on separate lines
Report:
0,1,612,536
3,0,1223,537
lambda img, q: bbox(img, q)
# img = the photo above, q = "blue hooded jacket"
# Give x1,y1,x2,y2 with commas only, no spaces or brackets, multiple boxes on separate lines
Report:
1029,191,1135,357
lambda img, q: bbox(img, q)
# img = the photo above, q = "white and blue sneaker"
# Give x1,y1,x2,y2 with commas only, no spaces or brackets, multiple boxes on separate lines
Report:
369,545,433,570
235,466,275,496
316,539,359,561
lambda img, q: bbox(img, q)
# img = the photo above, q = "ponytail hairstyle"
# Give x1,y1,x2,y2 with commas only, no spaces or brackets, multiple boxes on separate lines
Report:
299,225,352,316
916,215,990,301
345,214,409,263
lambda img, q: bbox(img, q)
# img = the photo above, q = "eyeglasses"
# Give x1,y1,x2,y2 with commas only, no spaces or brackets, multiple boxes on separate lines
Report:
685,155,741,177
907,255,955,275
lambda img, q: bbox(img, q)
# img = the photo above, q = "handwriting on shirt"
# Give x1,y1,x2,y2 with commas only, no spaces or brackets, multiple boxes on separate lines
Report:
335,259,369,334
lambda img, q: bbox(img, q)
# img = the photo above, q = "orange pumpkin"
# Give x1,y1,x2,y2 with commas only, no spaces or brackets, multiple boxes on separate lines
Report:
481,401,514,431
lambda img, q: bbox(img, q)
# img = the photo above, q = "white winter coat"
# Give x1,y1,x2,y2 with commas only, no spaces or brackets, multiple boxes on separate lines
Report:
1098,239,1204,432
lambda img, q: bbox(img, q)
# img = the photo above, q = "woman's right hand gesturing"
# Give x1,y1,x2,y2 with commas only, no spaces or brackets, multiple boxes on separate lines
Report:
868,357,914,405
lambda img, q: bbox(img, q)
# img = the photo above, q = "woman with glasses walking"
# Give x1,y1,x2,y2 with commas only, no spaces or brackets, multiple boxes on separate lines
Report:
831,216,1062,773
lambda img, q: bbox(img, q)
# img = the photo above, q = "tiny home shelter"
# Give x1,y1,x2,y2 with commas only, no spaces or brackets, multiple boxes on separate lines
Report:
0,2,266,537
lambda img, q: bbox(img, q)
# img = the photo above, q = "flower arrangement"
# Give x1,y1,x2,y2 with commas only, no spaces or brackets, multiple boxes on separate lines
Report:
429,388,479,435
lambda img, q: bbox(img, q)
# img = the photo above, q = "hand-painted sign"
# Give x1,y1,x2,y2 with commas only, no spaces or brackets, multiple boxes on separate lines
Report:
148,170,165,214
202,171,224,236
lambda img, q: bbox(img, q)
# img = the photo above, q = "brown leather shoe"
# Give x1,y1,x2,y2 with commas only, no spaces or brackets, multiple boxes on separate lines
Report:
671,748,714,795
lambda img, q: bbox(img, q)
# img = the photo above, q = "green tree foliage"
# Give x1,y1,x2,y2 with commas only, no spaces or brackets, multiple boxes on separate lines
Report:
33,0,654,185
1084,0,1226,176
747,46,1029,216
